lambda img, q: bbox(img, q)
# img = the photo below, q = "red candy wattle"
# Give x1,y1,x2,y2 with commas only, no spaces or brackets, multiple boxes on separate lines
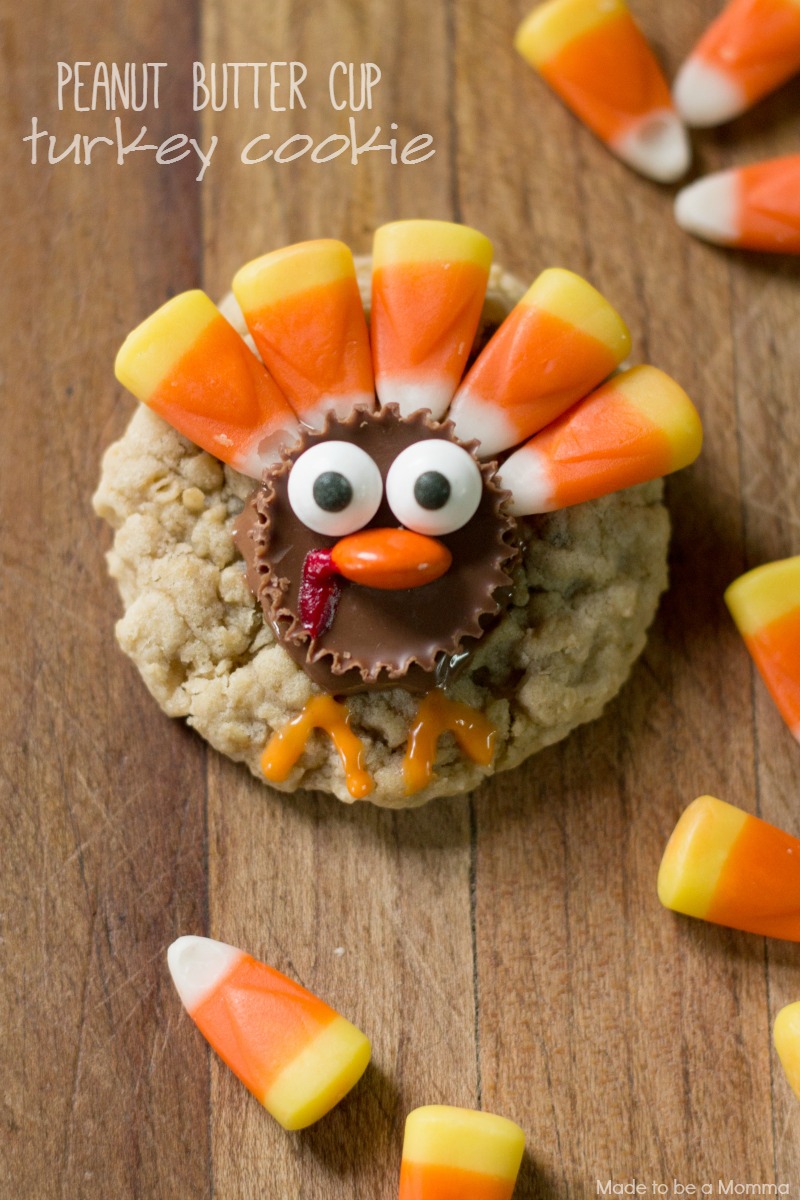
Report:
299,548,342,637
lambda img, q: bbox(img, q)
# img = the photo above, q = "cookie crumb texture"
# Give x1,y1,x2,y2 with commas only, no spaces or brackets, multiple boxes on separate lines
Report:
93,267,670,807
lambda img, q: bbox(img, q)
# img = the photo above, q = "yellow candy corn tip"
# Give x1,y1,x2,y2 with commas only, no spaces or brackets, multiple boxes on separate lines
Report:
114,290,218,400
527,267,632,358
724,556,800,639
232,239,356,309
514,0,628,68
774,1002,800,1102
657,795,747,918
617,365,703,471
403,1105,526,1178
264,1015,372,1130
373,219,493,269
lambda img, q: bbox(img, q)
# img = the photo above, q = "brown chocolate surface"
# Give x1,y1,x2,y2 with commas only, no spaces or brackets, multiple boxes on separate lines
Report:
235,407,519,695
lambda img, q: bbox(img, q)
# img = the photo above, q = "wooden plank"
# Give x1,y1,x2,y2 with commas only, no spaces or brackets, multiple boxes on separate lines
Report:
0,6,210,1198
198,2,478,1197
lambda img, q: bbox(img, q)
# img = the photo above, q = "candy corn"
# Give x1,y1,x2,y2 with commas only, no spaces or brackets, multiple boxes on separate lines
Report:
232,239,375,429
725,556,800,739
115,291,299,478
658,796,800,941
399,1106,525,1200
371,220,493,419
675,156,800,254
774,1003,800,1101
496,365,702,515
448,268,631,458
673,0,800,127
167,935,371,1128
515,0,690,182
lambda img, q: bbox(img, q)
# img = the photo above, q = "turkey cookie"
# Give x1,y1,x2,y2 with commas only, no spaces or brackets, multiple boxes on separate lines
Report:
94,222,701,807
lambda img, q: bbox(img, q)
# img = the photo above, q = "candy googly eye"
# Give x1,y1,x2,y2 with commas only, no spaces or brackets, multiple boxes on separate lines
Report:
288,441,383,536
386,440,483,536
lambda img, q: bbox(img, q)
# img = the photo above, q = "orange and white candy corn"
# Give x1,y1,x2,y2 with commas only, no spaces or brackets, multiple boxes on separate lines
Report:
232,239,375,430
725,556,800,739
115,291,300,478
515,0,690,182
449,268,631,458
167,935,371,1129
673,0,800,127
658,796,800,941
774,1003,800,1100
371,220,493,419
399,1106,525,1200
675,156,800,254
496,365,702,515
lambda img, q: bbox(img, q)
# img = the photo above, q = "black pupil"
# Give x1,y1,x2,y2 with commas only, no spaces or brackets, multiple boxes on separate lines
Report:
414,471,451,511
313,471,353,513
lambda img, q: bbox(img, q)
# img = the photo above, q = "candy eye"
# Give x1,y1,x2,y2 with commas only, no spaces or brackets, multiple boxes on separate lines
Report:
288,441,383,536
386,440,483,536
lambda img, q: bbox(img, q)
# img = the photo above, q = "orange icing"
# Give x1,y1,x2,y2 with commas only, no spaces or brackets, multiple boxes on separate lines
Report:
244,274,374,416
149,313,291,458
459,302,619,440
738,156,800,253
372,259,489,383
695,0,800,103
399,1161,517,1200
403,689,496,795
541,10,672,144
708,812,800,940
261,695,374,800
191,954,337,1100
745,605,800,734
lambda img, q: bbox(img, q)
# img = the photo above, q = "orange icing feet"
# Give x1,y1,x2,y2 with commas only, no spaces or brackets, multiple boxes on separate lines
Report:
403,689,497,795
261,695,374,799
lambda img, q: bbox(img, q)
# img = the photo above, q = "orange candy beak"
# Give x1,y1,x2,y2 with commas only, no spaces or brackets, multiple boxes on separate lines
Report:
331,528,452,590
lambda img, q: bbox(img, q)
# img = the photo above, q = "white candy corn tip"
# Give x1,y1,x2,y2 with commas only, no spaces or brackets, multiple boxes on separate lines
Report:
376,377,456,420
673,58,746,128
448,390,519,459
674,172,738,246
167,935,244,1013
496,448,553,516
615,110,691,183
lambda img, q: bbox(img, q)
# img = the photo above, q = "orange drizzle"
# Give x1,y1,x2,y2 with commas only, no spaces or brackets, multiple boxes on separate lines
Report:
399,1161,517,1200
261,695,374,800
403,689,497,796
708,812,800,940
541,11,672,144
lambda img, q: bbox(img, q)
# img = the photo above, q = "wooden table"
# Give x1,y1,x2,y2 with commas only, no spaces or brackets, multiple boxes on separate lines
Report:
3,1,800,1196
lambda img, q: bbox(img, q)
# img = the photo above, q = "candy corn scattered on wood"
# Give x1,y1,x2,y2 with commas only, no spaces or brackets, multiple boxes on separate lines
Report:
399,1106,525,1200
675,156,800,254
658,796,800,941
725,556,800,739
114,290,299,478
496,365,702,515
774,1003,800,1101
515,0,690,182
167,935,371,1129
673,0,800,127
449,268,630,457
371,220,492,418
232,239,375,429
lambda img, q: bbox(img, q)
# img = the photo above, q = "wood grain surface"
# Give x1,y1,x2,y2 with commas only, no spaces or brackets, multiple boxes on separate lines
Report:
2,1,799,1197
